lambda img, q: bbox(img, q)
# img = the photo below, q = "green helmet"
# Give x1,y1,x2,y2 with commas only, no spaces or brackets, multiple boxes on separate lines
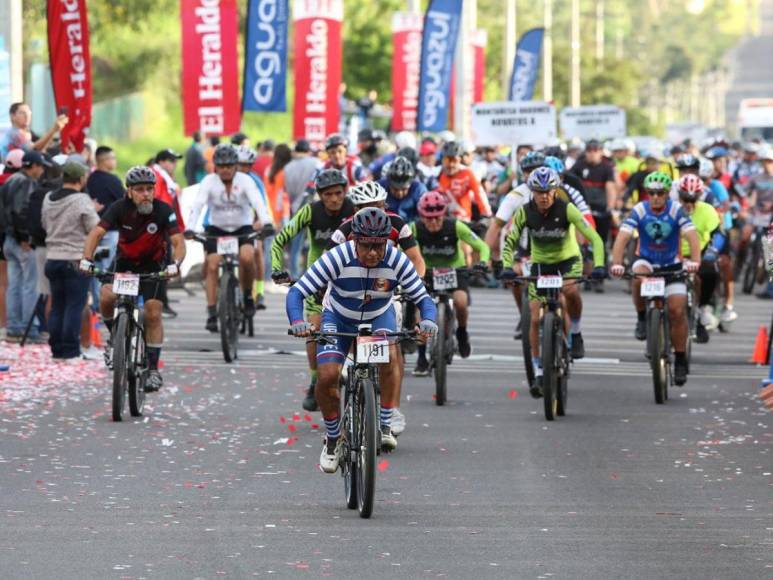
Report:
643,171,672,192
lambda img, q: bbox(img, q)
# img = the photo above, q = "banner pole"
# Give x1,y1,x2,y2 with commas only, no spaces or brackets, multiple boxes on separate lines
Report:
502,0,516,98
543,0,552,102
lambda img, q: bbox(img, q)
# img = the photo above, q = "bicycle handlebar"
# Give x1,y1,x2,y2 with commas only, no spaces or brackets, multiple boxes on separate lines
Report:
92,268,169,282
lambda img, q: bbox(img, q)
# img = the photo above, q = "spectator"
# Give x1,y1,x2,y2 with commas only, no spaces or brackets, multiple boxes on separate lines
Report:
152,149,184,318
87,146,125,218
417,140,440,183
356,89,378,129
2,151,52,342
41,161,99,360
0,151,23,337
265,144,293,226
202,135,220,174
0,149,24,185
231,132,250,147
0,103,68,158
253,139,275,178
357,128,382,167
184,131,206,186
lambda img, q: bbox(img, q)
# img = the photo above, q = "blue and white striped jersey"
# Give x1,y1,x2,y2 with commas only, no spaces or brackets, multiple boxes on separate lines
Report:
286,241,436,324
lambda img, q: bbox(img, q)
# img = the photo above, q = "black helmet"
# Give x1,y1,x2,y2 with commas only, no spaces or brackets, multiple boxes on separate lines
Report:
315,168,347,192
213,143,239,166
542,145,566,161
125,165,157,187
675,154,699,170
440,141,463,159
351,207,392,240
325,133,348,150
357,128,374,143
387,156,415,187
520,151,546,171
396,146,418,168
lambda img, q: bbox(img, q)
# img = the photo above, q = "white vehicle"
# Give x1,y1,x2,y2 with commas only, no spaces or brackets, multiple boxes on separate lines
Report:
738,98,773,143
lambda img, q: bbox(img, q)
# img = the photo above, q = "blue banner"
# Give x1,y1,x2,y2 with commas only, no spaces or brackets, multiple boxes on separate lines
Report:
508,28,544,102
243,0,289,112
416,0,463,132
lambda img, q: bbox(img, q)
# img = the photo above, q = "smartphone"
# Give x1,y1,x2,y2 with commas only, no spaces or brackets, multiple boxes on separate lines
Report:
58,106,68,116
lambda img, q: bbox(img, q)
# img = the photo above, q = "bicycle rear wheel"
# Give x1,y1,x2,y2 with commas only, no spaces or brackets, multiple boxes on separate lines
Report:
648,308,667,404
556,336,569,417
112,313,129,422
541,311,558,421
520,285,535,388
433,302,448,406
219,271,239,362
356,377,378,518
742,240,761,294
128,327,146,417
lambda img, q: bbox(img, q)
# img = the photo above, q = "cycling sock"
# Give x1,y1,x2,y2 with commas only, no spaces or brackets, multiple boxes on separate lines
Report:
243,289,252,303
380,405,393,428
637,310,646,322
532,357,543,376
255,280,265,296
323,415,340,440
207,305,217,318
674,351,686,365
103,318,113,335
310,369,318,386
146,345,162,370
569,318,581,334
417,344,427,359
456,326,468,338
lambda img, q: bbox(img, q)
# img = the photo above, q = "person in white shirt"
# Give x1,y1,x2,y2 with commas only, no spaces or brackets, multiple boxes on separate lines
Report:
185,144,272,331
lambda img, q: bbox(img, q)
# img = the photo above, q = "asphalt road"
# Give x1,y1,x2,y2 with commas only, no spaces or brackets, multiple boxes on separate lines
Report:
0,281,770,579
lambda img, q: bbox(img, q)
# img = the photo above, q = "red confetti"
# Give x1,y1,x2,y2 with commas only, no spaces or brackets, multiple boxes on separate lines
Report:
183,386,193,393
303,413,313,422
158,360,165,369
378,460,389,472
184,482,193,489
286,436,298,446
508,389,518,399
310,423,319,429
292,413,301,422
279,416,286,424
287,424,297,433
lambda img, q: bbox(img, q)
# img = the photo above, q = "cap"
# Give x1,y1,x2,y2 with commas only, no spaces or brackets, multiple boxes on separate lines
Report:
22,150,53,168
61,160,88,181
4,149,24,169
586,139,602,150
419,142,437,156
155,149,182,163
294,139,311,153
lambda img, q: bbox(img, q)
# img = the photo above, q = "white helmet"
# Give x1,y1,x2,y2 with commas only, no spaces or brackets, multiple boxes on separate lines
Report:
347,181,388,205
394,131,417,150
438,130,456,144
698,157,713,179
237,146,257,164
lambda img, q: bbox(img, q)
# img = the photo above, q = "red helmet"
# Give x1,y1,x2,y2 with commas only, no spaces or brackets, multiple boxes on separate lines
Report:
676,174,705,202
418,191,449,218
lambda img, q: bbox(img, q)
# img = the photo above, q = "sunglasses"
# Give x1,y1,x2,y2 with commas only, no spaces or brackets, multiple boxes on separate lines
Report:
422,205,446,214
357,241,387,252
646,189,667,197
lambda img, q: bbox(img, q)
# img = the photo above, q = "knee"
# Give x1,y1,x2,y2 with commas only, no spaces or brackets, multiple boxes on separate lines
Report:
144,302,162,325
317,365,339,387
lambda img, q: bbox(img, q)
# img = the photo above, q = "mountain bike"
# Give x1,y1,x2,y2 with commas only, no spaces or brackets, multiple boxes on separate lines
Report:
292,326,415,519
95,269,169,422
740,213,771,294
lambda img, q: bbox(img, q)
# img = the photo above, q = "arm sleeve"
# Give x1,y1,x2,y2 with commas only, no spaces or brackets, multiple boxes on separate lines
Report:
392,249,437,322
186,181,210,231
270,204,311,271
502,208,526,268
245,177,271,224
455,220,490,262
561,183,590,214
567,203,604,268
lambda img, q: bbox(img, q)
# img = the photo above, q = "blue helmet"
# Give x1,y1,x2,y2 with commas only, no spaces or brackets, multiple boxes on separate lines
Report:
520,151,546,171
527,167,561,192
705,146,729,160
543,155,565,174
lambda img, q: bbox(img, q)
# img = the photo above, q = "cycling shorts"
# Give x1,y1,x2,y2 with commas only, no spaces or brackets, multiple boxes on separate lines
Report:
631,259,686,296
203,225,255,255
316,307,396,366
527,256,582,302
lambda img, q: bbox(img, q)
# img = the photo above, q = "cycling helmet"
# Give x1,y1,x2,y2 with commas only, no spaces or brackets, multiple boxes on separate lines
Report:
458,140,476,154
125,165,157,187
325,133,348,150
394,131,417,150
543,155,565,174
643,171,673,192
417,191,449,218
347,181,388,205
675,154,699,170
396,146,419,168
698,158,713,180
542,145,566,161
315,168,347,192
520,151,546,171
387,156,416,187
440,141,463,159
527,167,560,192
213,143,239,166
351,207,392,241
609,138,627,151
676,174,705,201
237,146,257,165
705,146,728,160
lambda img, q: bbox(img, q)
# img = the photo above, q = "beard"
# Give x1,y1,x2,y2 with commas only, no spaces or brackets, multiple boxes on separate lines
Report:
137,201,153,215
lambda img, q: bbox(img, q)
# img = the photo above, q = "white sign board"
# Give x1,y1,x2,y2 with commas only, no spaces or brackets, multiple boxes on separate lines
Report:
560,105,626,140
471,101,557,146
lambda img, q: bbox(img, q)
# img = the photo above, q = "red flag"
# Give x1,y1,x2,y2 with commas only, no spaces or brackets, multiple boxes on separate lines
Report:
180,0,241,137
391,12,423,132
292,0,343,146
47,0,92,152
472,29,487,103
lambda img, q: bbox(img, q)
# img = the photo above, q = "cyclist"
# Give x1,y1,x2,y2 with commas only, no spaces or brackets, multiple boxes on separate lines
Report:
185,144,272,332
378,155,427,223
287,208,437,472
436,141,492,227
321,133,369,187
609,171,701,386
744,148,773,299
270,169,355,411
80,166,186,392
501,168,605,397
411,191,490,376
674,175,724,342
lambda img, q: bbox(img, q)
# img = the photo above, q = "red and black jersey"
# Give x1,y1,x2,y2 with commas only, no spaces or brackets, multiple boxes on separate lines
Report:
327,210,417,251
99,198,180,264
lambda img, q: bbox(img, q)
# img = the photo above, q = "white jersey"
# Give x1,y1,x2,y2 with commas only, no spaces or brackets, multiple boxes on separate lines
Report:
187,171,271,233
495,184,530,224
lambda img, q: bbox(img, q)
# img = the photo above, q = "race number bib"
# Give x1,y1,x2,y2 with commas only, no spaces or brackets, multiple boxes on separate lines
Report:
641,277,666,297
113,273,140,296
432,268,458,291
356,336,390,364
217,236,239,255
536,275,562,289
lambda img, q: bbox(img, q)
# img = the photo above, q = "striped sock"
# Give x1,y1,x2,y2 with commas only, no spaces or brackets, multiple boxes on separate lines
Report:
323,415,340,440
532,357,543,377
380,406,393,429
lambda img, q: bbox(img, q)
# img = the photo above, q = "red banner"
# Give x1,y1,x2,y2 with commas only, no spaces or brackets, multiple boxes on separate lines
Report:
181,0,241,137
292,0,343,145
47,0,92,152
472,29,487,103
391,12,422,132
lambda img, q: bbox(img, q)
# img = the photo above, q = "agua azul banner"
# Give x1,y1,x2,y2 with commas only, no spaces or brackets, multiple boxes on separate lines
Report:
243,0,289,113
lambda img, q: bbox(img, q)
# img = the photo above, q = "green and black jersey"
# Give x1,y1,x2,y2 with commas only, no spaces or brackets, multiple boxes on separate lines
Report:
411,217,490,269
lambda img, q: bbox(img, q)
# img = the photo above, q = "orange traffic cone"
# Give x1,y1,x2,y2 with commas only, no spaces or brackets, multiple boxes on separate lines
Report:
90,312,103,348
749,325,769,364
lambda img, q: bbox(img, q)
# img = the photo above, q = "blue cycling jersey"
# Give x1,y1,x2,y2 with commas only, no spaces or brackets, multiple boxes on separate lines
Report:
378,178,427,223
707,179,732,230
621,199,695,266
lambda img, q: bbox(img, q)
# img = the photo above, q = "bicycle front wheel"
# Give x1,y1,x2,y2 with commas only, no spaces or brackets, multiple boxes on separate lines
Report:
128,326,146,417
433,302,448,406
112,313,130,422
541,311,559,421
219,271,239,362
343,380,358,510
356,377,378,518
648,308,668,404
556,335,569,417
520,284,535,388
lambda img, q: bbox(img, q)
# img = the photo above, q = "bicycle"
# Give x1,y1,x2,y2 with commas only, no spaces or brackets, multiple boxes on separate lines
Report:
94,268,169,422
739,213,771,294
192,231,261,363
290,326,415,519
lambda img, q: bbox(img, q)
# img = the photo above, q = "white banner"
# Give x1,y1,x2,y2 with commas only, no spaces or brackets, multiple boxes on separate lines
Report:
471,101,556,146
559,105,626,140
